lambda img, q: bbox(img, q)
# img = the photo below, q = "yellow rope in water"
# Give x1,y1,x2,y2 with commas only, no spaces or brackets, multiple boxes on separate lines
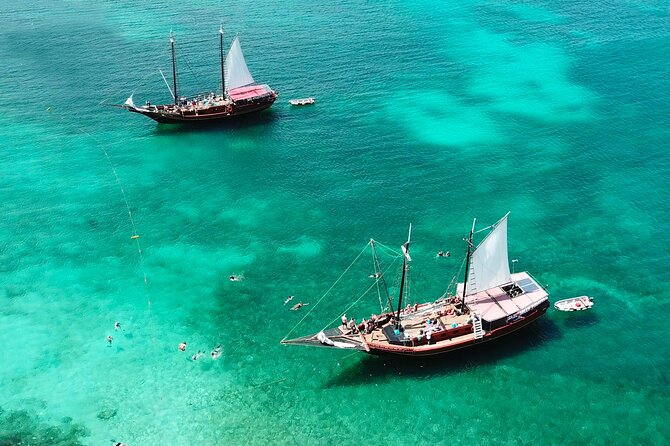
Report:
46,108,155,335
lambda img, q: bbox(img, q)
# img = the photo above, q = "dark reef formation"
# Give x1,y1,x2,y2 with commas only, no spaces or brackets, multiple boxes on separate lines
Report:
0,407,89,446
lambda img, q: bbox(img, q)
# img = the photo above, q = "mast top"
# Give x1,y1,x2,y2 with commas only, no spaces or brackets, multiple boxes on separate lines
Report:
170,30,174,43
402,224,412,262
219,25,223,35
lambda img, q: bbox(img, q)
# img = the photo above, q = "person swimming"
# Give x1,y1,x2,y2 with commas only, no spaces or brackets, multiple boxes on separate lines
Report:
229,274,244,282
114,322,121,331
192,350,204,361
179,342,187,351
211,345,223,360
107,335,113,345
291,302,309,311
284,295,294,305
290,302,309,311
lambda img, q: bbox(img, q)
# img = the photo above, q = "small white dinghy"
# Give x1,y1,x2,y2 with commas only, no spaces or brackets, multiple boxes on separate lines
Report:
554,296,593,312
289,97,315,106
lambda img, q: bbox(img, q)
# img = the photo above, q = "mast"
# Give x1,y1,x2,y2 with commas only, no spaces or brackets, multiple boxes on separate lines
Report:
395,224,412,326
370,239,394,312
461,218,476,311
219,25,225,95
170,31,178,105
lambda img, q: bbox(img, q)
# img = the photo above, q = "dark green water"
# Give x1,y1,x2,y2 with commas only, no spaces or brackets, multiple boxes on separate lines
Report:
1,0,668,444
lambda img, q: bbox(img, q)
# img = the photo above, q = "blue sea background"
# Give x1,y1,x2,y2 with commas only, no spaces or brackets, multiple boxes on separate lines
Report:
1,0,669,444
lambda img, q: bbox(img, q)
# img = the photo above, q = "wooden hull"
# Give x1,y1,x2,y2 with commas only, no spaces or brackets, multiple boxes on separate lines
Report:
364,300,550,357
128,94,277,124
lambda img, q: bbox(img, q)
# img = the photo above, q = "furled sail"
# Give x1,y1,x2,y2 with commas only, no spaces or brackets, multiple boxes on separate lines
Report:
224,36,255,91
465,214,512,295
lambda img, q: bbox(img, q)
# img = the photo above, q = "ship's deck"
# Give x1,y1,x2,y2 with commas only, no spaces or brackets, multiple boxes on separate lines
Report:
459,272,548,322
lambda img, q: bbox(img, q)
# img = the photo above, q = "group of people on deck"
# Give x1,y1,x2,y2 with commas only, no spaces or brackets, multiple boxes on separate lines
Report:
341,313,388,335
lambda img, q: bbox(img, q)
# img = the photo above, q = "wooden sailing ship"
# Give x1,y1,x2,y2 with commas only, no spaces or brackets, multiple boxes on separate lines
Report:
122,27,277,124
281,213,550,357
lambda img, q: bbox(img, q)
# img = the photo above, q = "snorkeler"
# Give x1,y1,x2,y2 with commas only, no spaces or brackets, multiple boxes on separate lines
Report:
211,345,223,360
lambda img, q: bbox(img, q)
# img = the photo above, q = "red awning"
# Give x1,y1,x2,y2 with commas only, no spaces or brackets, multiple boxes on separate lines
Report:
228,85,272,101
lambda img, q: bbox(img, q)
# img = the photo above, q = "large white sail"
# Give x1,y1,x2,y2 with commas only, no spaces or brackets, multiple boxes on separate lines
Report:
465,214,512,295
225,36,255,91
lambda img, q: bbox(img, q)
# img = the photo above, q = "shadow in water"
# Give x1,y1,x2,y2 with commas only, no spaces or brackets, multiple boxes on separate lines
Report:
150,109,282,135
324,317,563,387
559,310,600,329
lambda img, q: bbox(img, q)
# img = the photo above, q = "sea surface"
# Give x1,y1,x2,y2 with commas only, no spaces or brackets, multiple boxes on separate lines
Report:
1,0,669,444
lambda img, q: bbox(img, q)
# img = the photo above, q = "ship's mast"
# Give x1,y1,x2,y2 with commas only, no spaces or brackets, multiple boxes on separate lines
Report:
170,31,178,105
461,218,476,311
395,224,412,327
219,25,225,96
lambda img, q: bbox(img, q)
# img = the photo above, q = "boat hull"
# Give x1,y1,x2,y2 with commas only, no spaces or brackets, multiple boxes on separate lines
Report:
128,94,277,124
365,299,550,357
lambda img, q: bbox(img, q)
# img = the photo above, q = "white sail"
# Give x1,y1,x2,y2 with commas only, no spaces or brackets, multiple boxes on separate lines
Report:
465,213,512,295
224,36,255,91
124,95,135,108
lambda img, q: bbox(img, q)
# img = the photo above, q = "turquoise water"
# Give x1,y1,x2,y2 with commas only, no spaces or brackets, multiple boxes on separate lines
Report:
1,0,669,444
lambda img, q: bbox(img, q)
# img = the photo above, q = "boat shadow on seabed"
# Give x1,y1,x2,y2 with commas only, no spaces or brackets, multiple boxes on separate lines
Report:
323,317,563,387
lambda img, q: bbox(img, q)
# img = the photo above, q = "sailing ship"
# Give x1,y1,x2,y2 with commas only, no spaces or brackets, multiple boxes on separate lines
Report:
281,213,551,357
122,28,277,124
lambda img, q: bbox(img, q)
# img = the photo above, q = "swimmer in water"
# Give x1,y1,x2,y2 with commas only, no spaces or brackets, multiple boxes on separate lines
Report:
179,342,187,351
229,274,244,282
368,272,381,279
114,322,121,331
284,295,294,305
192,350,204,361
107,335,113,345
290,302,309,311
211,345,223,360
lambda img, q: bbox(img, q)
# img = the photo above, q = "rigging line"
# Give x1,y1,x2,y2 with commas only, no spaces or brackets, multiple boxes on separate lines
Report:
180,53,206,90
438,254,467,301
281,242,371,342
371,247,384,313
372,240,403,257
45,108,156,335
99,69,161,106
320,255,402,331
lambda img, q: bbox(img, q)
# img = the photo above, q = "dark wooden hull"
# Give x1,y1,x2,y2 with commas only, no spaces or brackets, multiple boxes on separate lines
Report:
365,300,550,357
128,94,277,124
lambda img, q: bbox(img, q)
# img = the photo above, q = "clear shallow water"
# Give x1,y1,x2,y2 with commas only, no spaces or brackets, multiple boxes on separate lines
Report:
0,0,668,444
